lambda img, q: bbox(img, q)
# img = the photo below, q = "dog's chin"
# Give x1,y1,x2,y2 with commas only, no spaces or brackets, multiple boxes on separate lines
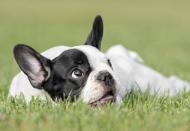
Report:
89,91,114,107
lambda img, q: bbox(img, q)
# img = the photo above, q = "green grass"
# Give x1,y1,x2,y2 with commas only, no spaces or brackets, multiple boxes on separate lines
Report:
1,0,190,130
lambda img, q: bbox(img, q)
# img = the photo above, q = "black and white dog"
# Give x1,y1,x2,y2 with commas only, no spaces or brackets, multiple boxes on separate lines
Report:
9,15,190,106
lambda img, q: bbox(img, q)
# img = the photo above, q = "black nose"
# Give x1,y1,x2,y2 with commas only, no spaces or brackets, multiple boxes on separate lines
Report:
97,71,115,86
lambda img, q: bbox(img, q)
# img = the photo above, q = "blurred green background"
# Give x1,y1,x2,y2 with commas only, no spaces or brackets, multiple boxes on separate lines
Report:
1,0,190,130
1,0,190,86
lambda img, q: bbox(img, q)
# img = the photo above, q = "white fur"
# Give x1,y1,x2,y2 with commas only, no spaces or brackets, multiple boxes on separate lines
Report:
9,44,190,104
106,45,190,97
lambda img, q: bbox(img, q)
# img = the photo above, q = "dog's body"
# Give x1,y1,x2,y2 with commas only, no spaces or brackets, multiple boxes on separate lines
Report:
9,15,190,105
106,45,190,97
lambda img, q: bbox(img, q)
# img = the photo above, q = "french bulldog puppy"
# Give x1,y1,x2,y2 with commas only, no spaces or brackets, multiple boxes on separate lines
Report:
9,15,190,106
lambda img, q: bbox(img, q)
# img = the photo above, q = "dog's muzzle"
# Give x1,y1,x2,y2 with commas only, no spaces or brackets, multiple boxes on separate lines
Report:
97,71,115,87
89,71,115,107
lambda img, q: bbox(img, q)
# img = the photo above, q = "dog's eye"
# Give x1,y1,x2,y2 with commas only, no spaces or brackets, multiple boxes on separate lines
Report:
71,69,84,79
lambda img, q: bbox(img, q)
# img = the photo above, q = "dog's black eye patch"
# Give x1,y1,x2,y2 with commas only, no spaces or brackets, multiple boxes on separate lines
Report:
43,49,92,102
107,59,112,68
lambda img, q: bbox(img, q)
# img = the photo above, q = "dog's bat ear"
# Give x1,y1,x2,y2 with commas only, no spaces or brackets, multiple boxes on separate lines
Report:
13,44,51,89
85,15,103,50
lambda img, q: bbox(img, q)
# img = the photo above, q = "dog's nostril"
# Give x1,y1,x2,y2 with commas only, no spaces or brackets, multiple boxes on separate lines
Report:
97,71,114,86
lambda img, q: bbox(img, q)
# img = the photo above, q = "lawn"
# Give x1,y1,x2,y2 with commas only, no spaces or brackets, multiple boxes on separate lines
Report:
0,0,190,130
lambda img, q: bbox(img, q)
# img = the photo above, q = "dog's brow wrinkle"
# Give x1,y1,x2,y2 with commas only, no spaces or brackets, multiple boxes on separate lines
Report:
76,60,83,64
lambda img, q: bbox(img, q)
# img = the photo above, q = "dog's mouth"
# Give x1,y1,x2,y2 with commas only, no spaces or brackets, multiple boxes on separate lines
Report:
90,91,114,107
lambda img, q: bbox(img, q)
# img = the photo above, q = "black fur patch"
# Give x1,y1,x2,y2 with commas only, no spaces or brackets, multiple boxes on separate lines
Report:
43,49,91,101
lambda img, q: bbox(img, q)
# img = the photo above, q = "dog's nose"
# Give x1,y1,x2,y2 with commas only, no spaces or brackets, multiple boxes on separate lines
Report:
97,71,114,86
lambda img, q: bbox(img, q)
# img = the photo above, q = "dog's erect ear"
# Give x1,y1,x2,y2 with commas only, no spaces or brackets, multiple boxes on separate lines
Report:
85,15,103,50
13,44,51,89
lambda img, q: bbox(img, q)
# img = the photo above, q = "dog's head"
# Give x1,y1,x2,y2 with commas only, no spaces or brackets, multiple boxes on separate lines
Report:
13,15,119,106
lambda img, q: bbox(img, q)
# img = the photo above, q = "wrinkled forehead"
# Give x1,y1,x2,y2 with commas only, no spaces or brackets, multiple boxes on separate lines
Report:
73,45,108,69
